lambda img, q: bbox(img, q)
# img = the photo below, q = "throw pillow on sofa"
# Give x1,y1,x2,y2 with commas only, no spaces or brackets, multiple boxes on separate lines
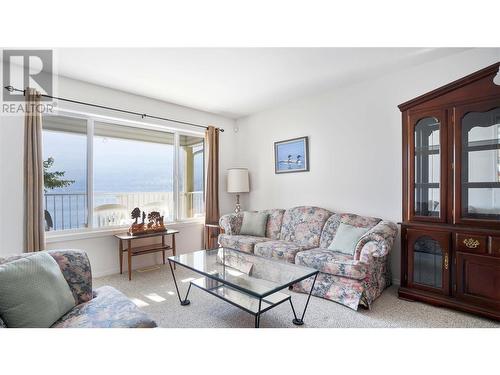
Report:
239,212,269,237
0,252,76,328
328,223,370,256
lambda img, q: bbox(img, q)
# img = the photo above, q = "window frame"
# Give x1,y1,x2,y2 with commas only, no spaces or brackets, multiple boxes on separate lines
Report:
43,108,206,238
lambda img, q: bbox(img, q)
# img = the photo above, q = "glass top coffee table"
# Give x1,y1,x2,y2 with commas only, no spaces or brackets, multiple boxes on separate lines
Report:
168,247,319,328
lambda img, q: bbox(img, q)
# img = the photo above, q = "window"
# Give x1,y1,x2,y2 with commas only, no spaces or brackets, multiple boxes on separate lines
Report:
178,134,205,220
93,122,175,227
42,113,205,232
43,116,88,231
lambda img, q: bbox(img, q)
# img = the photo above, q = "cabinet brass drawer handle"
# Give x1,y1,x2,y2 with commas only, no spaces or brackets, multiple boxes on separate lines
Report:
444,253,449,270
463,238,480,249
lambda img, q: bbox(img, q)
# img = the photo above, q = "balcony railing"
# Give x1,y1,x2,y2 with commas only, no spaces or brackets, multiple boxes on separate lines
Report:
44,191,204,231
44,192,87,231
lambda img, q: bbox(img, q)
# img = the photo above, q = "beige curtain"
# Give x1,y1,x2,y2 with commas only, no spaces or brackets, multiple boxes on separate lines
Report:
24,88,45,252
204,126,220,249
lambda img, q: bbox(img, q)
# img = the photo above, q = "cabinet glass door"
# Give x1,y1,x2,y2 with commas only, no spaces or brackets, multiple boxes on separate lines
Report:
410,111,447,221
457,102,500,223
407,229,450,294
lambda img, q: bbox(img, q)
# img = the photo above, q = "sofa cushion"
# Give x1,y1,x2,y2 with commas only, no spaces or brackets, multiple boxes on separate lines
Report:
319,214,341,249
328,223,370,256
52,286,157,328
240,212,269,237
0,250,93,304
0,252,76,328
280,206,332,248
218,234,271,254
260,209,286,239
45,250,93,304
319,213,381,249
254,240,307,263
295,248,367,280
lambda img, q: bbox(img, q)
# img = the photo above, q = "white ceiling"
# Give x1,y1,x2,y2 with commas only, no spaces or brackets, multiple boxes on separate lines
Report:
52,48,469,119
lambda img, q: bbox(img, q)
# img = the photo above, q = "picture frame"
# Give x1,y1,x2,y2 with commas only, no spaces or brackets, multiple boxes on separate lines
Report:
274,136,309,174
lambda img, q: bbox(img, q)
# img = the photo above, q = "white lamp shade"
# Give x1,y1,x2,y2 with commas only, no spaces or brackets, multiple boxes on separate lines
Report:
227,168,249,193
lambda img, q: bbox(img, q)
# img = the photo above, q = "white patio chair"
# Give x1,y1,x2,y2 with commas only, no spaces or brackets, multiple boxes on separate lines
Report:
142,201,169,220
94,203,128,228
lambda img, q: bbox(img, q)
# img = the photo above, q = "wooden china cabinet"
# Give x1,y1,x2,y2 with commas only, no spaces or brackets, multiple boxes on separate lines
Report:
399,62,500,321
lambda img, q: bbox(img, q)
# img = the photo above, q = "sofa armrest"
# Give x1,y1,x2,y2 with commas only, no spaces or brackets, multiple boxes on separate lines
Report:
47,249,93,305
219,213,244,235
354,221,398,261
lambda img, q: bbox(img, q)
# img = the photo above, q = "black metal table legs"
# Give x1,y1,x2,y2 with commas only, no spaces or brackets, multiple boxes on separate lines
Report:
254,299,262,328
289,273,318,326
169,259,191,305
255,272,318,328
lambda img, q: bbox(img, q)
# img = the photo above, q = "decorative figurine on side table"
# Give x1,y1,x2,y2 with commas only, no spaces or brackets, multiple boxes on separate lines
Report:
128,207,166,236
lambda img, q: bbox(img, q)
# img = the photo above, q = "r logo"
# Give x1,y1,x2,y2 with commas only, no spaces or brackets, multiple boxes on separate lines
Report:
2,49,53,101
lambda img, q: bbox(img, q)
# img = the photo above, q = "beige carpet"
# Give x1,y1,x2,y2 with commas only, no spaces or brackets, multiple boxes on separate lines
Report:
94,265,499,328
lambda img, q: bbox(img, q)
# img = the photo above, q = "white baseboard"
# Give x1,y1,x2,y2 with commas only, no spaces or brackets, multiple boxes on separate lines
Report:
92,267,120,278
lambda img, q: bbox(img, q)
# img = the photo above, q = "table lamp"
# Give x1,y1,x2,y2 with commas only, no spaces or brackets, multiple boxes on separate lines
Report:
227,168,249,213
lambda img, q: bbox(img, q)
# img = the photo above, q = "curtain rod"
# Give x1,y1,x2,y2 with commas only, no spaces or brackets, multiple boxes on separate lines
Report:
3,85,224,132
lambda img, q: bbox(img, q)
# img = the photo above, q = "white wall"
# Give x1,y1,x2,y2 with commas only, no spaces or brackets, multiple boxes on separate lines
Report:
234,48,500,283
42,223,204,277
0,68,236,276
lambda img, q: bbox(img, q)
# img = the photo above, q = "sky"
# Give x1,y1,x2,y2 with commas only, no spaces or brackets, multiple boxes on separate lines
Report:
43,131,203,193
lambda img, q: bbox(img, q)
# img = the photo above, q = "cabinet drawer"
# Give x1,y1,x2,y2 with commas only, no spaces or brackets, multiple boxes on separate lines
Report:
455,233,487,254
489,237,500,257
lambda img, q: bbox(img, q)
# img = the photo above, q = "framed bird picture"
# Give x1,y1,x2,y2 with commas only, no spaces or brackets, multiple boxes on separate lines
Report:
274,136,309,174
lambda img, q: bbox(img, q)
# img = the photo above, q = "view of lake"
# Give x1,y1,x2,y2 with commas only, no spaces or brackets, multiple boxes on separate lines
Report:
43,131,203,194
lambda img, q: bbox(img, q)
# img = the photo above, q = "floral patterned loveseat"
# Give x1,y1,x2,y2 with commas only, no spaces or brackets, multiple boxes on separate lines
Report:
0,249,156,328
219,206,398,310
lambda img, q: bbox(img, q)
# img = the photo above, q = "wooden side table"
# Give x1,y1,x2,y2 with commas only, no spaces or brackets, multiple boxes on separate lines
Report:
204,223,223,248
114,229,179,281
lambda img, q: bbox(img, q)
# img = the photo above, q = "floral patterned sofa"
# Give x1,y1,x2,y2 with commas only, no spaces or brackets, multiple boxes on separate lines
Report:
219,206,398,310
0,249,156,328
